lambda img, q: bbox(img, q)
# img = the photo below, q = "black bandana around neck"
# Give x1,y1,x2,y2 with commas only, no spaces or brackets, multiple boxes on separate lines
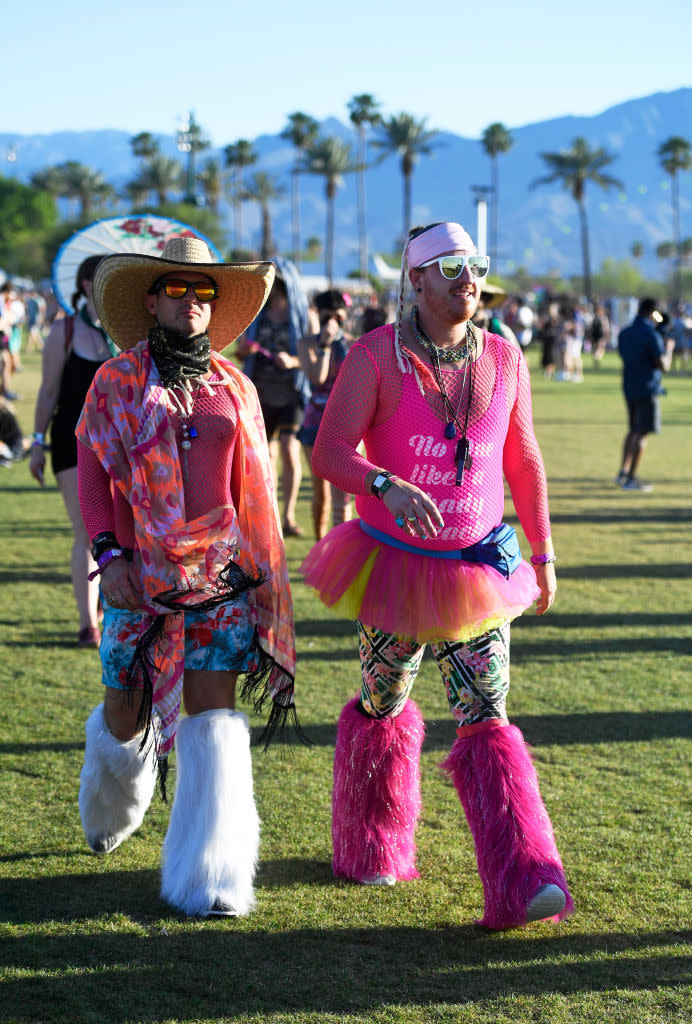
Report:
148,324,211,388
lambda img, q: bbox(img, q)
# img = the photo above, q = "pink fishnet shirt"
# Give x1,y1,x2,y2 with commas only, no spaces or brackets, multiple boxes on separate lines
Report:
311,326,550,547
78,378,242,545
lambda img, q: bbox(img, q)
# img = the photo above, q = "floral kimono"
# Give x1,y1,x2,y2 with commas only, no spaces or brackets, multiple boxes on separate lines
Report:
77,340,296,769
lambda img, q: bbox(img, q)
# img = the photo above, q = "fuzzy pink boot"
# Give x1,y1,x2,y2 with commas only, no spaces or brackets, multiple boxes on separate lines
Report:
332,696,425,882
441,720,573,929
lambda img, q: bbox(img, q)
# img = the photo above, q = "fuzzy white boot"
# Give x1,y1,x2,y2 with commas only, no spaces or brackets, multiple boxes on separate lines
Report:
160,709,260,917
79,704,158,854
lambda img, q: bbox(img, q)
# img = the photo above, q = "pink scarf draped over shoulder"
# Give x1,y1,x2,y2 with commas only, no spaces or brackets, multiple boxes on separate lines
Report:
76,340,297,762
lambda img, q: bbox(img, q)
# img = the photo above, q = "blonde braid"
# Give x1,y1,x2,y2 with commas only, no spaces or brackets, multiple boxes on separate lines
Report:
394,230,415,377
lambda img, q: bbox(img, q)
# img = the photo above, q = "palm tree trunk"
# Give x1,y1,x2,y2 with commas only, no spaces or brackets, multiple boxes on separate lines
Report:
261,203,272,260
403,170,412,242
292,164,302,272
672,173,682,303
577,198,592,303
357,132,368,279
491,156,499,270
326,184,335,286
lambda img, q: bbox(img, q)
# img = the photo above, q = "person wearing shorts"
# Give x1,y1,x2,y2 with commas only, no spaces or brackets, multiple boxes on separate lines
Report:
237,257,311,536
75,236,297,918
616,297,674,491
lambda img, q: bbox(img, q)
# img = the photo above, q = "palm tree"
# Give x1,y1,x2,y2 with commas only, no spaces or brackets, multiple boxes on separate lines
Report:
281,112,319,270
58,161,115,220
224,139,257,250
372,113,438,242
303,136,354,284
30,166,66,202
657,136,692,302
631,241,644,261
198,158,223,219
531,137,622,303
348,94,381,279
177,112,210,203
130,132,159,163
481,122,513,270
129,153,183,206
243,172,285,259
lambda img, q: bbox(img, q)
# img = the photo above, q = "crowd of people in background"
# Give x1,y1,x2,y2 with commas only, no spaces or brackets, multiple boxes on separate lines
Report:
2,269,690,480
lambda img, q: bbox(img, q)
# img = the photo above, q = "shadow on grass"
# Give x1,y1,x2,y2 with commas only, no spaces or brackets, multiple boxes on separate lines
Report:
0,568,71,584
554,562,692,580
0,872,689,1022
514,611,692,630
249,710,692,752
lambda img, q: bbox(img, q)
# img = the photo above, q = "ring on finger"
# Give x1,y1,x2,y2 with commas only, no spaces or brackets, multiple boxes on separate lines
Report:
394,515,405,528
405,514,417,522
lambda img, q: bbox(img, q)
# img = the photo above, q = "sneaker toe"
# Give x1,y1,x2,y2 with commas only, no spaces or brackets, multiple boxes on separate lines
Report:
525,883,566,923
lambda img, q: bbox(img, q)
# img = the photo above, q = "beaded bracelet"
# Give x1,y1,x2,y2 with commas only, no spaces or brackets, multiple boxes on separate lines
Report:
530,553,556,565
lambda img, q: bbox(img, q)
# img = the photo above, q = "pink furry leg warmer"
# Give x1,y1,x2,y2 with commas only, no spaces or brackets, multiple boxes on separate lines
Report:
332,696,425,882
441,720,574,929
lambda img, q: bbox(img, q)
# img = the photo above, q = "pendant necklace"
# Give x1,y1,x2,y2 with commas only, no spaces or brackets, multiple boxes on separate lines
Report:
169,379,201,479
429,345,476,488
408,306,477,486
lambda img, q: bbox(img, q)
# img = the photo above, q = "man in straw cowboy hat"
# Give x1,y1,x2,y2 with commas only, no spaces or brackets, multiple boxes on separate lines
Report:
75,235,298,917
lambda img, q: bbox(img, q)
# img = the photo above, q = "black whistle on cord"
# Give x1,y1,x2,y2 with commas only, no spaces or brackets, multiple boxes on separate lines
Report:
455,438,470,487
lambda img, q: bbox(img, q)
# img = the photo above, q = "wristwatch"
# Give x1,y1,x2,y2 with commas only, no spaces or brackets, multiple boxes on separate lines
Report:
371,472,394,499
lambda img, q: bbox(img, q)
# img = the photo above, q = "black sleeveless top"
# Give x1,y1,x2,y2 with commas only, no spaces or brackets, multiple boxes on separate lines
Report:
50,325,106,474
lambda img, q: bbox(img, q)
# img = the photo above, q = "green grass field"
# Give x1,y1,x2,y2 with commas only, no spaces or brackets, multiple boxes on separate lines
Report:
1,350,690,1024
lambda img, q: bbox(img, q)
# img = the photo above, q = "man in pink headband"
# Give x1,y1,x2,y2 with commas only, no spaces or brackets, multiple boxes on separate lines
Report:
301,221,573,929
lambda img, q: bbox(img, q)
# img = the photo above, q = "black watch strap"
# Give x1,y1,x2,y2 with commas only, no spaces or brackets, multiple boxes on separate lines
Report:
371,472,394,499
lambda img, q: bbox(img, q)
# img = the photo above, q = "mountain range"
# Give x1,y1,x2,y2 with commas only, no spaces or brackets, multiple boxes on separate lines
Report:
2,88,691,280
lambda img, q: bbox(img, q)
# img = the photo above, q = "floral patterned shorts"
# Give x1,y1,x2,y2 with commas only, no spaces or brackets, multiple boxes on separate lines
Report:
100,592,256,690
358,620,511,728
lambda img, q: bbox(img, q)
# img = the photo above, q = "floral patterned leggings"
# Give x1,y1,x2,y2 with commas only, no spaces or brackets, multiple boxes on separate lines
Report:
357,620,511,727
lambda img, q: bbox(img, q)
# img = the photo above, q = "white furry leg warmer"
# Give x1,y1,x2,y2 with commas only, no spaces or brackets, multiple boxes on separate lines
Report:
160,709,260,917
78,703,157,854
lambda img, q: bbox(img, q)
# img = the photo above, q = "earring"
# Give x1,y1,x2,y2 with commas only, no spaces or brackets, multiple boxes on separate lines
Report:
416,287,422,293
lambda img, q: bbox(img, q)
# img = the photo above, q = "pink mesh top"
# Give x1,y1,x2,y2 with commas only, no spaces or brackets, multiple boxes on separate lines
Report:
311,325,550,547
78,374,242,546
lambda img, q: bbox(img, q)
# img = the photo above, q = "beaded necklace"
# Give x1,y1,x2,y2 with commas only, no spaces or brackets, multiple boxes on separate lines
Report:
409,306,476,362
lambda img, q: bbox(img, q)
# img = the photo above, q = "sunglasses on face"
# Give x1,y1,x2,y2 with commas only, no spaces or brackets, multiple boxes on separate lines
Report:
156,279,218,302
418,254,490,280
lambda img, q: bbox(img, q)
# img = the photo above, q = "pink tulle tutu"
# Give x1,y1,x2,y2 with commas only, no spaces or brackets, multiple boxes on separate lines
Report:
300,519,540,643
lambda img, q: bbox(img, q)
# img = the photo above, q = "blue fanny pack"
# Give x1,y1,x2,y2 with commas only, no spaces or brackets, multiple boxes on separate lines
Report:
359,520,522,580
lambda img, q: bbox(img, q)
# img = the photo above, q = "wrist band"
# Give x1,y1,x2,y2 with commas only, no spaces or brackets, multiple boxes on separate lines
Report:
88,548,124,581
32,431,45,445
530,553,556,565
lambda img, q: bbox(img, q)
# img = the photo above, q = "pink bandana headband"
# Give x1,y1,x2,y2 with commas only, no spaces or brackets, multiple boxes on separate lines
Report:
406,222,477,268
393,222,477,386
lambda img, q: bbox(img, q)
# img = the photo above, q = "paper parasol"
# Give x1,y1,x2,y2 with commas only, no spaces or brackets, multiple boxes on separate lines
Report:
51,215,222,313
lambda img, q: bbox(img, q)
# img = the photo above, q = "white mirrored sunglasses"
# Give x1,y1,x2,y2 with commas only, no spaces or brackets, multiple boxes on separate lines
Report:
418,254,490,279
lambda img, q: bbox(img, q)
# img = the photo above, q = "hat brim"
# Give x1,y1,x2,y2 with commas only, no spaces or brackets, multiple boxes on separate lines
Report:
93,253,275,351
480,283,506,309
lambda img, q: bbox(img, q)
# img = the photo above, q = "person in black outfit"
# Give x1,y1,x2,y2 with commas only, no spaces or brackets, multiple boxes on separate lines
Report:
29,256,117,646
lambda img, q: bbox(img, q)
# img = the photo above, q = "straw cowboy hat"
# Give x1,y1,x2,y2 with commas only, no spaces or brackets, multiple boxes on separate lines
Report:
92,235,275,351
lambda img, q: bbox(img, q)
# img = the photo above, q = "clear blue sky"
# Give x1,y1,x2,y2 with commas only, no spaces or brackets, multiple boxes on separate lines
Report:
6,0,691,144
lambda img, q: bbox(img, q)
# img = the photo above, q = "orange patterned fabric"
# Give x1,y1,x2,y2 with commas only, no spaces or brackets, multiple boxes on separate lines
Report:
76,340,295,757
